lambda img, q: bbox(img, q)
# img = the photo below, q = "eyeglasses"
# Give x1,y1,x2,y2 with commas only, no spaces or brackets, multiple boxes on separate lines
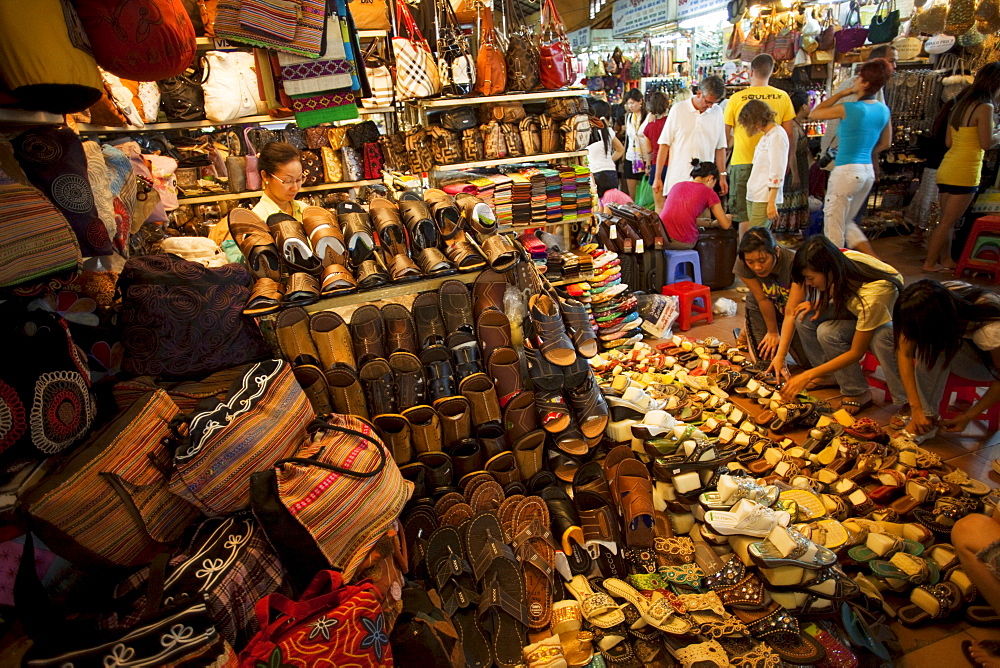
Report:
274,175,305,186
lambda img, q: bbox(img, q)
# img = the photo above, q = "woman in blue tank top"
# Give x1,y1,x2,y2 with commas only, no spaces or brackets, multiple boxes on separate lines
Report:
809,59,893,255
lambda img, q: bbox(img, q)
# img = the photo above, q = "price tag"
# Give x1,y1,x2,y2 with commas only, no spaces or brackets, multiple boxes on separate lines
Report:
609,225,618,239
636,239,645,254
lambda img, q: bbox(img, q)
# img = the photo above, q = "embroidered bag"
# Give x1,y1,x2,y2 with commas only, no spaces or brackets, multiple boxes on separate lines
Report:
21,390,201,568
238,570,392,667
945,0,975,34
117,255,270,378
0,180,81,289
322,146,344,182
726,20,745,60
214,0,326,58
249,414,412,583
299,148,323,186
741,19,763,61
343,145,365,180
167,359,313,516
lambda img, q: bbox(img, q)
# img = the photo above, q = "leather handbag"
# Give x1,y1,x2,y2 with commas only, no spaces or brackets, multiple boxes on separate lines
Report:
202,50,267,122
299,149,323,185
440,106,478,131
500,122,524,157
868,0,901,44
519,115,542,154
427,126,463,166
503,0,540,91
361,41,395,107
539,0,574,89
392,0,441,100
198,0,218,35
166,359,313,516
21,390,202,568
404,127,434,172
835,3,870,53
0,182,81,289
118,255,270,378
250,414,412,582
322,145,345,182
305,125,331,149
482,121,507,159
543,96,586,120
475,5,506,95
436,0,476,96
484,101,527,123
817,16,838,50
562,114,591,151
539,113,560,153
461,127,485,161
348,0,391,29
157,66,207,122
239,570,391,666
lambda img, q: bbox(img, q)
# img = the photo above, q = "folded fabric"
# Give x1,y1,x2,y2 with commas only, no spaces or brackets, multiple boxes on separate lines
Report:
214,0,326,58
277,17,353,95
444,183,479,195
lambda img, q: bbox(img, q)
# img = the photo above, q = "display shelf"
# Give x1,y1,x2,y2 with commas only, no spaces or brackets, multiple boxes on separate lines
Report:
357,30,389,38
508,215,592,229
178,179,380,204
303,269,479,312
0,109,65,125
416,89,589,108
358,106,395,115
76,107,392,133
434,150,588,171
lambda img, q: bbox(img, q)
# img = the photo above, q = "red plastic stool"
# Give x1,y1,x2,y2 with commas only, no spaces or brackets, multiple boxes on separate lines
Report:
861,351,894,403
955,216,1000,283
661,281,713,331
938,373,1000,431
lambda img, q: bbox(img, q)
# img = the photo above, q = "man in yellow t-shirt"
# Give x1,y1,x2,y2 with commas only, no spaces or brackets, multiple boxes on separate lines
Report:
723,54,795,228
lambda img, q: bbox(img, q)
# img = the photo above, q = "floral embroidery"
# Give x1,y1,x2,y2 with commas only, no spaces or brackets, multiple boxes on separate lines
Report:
255,646,296,668
308,615,339,641
31,291,99,327
359,614,389,660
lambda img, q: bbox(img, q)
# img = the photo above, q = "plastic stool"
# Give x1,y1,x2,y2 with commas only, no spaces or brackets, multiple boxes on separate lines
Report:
939,374,1000,431
955,216,1000,283
663,249,702,285
861,351,894,403
661,281,713,331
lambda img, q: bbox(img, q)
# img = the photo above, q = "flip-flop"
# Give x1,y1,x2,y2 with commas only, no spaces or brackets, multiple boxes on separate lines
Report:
966,605,1000,626
426,526,479,616
477,553,529,668
511,496,555,630
838,397,874,416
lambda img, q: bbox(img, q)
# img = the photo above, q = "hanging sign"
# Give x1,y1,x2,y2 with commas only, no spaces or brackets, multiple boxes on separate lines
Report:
612,0,674,37
568,28,591,50
676,0,726,21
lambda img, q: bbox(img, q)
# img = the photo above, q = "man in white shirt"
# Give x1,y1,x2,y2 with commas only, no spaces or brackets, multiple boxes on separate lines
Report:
651,75,729,202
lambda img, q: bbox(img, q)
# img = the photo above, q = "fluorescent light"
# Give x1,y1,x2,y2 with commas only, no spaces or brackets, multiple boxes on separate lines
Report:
678,9,729,29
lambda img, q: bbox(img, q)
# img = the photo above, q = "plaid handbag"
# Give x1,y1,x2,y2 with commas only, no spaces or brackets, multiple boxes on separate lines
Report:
239,570,392,667
392,0,441,100
250,414,412,586
168,359,314,517
21,390,202,568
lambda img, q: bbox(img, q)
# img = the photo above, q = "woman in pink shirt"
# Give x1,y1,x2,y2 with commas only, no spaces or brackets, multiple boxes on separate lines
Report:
659,159,732,249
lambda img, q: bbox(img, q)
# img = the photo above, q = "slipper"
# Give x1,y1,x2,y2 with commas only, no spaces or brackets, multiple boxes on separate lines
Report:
464,511,516,582
966,605,1000,626
426,525,480,617
477,553,530,668
564,574,626,628
840,602,891,662
601,577,691,634
511,496,556,630
838,396,874,416
732,601,826,664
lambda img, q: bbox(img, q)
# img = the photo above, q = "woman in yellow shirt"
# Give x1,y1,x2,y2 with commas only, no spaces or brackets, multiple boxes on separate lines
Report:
924,63,1000,272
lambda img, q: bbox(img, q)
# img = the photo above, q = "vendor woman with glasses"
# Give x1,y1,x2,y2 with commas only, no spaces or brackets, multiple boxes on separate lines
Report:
253,141,306,220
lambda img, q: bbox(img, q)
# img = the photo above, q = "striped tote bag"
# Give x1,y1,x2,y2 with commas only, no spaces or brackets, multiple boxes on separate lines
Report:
168,358,314,516
0,181,81,289
392,0,440,100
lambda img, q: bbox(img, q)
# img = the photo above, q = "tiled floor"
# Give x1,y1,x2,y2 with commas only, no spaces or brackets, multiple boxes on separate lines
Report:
677,232,999,664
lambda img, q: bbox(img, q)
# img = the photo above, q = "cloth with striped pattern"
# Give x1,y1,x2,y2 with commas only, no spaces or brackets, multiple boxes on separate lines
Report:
277,16,353,95
168,359,313,517
0,181,81,289
23,390,201,568
214,0,325,58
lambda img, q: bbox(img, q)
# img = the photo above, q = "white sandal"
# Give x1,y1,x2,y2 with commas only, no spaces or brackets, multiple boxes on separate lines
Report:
704,499,791,537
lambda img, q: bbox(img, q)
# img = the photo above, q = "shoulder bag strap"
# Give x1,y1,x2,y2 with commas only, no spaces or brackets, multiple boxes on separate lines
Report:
275,422,388,477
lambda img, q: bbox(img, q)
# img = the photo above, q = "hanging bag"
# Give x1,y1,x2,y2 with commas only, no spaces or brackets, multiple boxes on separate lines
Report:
392,0,441,100
868,0,901,44
539,0,574,90
945,0,975,34
726,19,745,60
245,126,275,191
436,0,476,96
835,2,870,53
475,4,507,95
0,181,82,289
741,18,763,61
504,0,540,91
361,41,395,108
202,50,267,123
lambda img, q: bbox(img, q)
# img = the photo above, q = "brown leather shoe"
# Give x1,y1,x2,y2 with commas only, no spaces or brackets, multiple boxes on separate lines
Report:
350,304,385,365
415,451,454,493
302,205,347,267
459,373,501,427
374,413,412,465
476,422,508,460
324,365,369,419
276,306,321,367
434,395,472,448
360,358,397,416
504,390,538,443
438,279,474,335
382,303,418,355
472,269,508,321
476,308,512,363
399,462,430,500
267,212,322,275
403,405,442,454
513,429,546,480
421,346,456,401
447,331,482,382
528,293,577,367
309,310,355,371
484,451,520,487
389,351,427,411
412,291,446,348
292,364,331,415
447,440,484,480
487,346,523,408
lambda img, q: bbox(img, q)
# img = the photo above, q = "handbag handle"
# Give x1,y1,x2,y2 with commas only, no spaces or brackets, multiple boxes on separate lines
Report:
845,1,862,27
275,421,388,478
395,0,430,49
254,570,351,629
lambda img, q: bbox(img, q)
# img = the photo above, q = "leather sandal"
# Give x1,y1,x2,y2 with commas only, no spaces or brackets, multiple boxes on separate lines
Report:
476,308,513,363
559,297,599,358
529,294,577,367
488,347,523,408
319,264,356,296
354,254,391,289
369,197,409,256
540,485,591,575
481,233,519,272
445,235,487,272
416,246,457,278
565,374,609,440
282,271,320,306
535,389,570,433
504,390,538,443
456,194,498,236
349,304,385,365
228,208,281,281
511,496,556,630
423,188,463,239
382,303,418,355
435,395,472,448
292,364,332,415
389,351,426,410
448,332,483,382
384,250,423,283
421,346,456,401
244,277,283,316
472,269,508,320
404,405,443,454
360,358,397,417
399,191,440,252
275,306,321,367
308,310,355,371
438,279,474,335
460,372,502,428
301,205,347,267
267,212,321,275
337,201,377,269
448,440,485,481
607,448,656,548
324,364,369,419
426,526,479,616
512,429,546,480
373,413,412,465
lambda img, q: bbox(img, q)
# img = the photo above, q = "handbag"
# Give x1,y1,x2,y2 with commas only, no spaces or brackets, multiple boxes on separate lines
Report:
343,146,364,180
957,23,984,46
544,96,586,120
817,15,838,50
945,0,975,34
239,570,391,667
0,181,81,289
300,149,323,186
250,414,412,582
475,5,506,96
726,20,745,60
327,126,349,149
539,113,560,153
502,0,539,92
167,359,313,516
911,1,948,34
440,106,478,131
482,121,507,159
348,0,391,29
484,101,527,123
118,255,270,378
404,127,434,172
202,50,267,123
245,127,274,191
361,41,394,108
868,0,901,44
322,145,345,182
160,237,230,267
305,125,331,149
392,0,441,100
519,115,542,154
21,390,201,567
461,127,485,161
501,122,524,157
346,120,381,147
741,19,763,61
198,0,218,35
436,0,476,96
214,0,325,58
772,26,798,61
427,126,464,165
835,3,869,53
539,0,574,90
977,0,1000,33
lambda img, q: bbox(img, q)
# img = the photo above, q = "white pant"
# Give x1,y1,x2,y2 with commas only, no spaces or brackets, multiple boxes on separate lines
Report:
824,164,873,248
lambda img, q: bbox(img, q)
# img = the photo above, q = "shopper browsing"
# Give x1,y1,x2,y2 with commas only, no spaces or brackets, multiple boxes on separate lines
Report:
639,91,670,213
723,55,795,229
659,159,732,250
894,279,1000,438
652,76,728,204
738,99,789,232
253,141,307,220
768,236,906,415
808,58,893,256
620,88,646,199
924,62,1000,273
587,99,625,198
733,228,814,370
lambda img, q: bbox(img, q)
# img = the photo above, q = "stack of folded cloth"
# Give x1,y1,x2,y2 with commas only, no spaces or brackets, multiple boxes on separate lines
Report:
509,173,532,226
574,165,592,217
488,174,513,227
559,165,577,219
468,176,496,209
540,168,563,224
517,230,548,273
588,249,641,350
522,169,547,226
